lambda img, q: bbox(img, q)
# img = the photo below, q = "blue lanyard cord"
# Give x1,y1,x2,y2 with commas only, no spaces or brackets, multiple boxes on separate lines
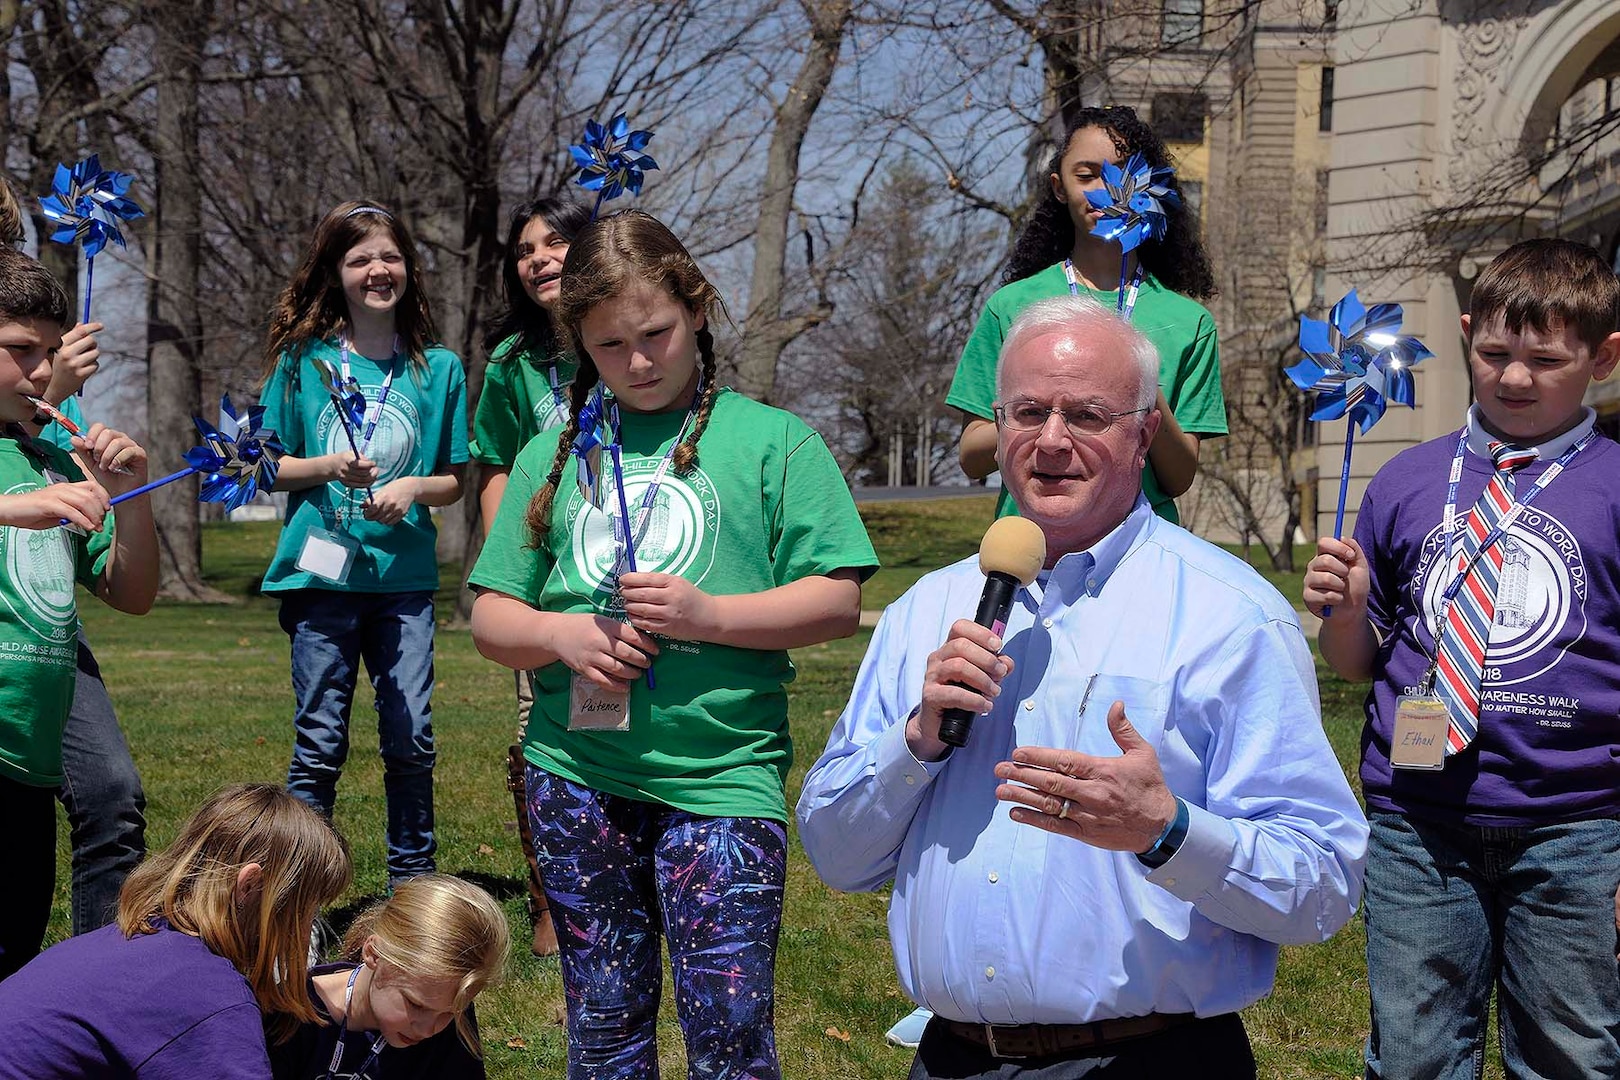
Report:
325,965,389,1080
340,336,400,457
1063,259,1145,321
545,362,566,415
605,379,704,580
1438,428,1594,606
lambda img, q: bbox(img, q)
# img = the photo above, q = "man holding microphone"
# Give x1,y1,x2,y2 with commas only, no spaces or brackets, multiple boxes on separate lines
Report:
797,294,1367,1076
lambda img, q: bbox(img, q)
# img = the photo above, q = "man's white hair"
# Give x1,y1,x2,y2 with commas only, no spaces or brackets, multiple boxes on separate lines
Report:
996,293,1159,411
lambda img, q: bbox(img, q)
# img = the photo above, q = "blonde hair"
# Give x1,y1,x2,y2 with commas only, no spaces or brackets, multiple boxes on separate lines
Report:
341,874,510,1054
524,210,727,543
117,784,351,1042
0,175,24,245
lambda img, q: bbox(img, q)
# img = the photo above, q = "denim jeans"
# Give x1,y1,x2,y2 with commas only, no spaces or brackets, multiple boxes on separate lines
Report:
57,631,146,935
279,589,437,882
1365,809,1620,1080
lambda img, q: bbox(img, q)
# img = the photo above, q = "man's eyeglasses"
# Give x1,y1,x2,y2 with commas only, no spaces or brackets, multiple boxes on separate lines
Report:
993,399,1150,437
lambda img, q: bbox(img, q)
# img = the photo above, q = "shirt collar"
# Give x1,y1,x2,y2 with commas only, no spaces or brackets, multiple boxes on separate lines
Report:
1465,404,1594,462
1047,495,1155,599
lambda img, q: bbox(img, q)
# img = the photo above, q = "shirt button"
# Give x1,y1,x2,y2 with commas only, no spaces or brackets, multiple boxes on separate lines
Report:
904,774,916,786
987,871,999,883
1163,878,1177,887
1088,579,1097,591
1023,700,1035,711
1042,617,1053,629
984,966,996,980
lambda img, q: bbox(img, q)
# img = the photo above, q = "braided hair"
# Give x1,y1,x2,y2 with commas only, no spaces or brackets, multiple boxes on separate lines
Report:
524,211,726,545
1005,105,1216,301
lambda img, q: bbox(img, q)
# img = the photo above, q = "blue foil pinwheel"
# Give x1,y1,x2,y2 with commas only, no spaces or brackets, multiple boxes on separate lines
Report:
1287,288,1432,546
1083,153,1179,310
571,386,611,510
38,155,145,324
569,113,658,219
311,357,368,454
109,396,286,513
1085,153,1179,253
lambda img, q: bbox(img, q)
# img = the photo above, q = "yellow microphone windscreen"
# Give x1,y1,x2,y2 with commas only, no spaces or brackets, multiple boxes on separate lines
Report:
978,516,1046,585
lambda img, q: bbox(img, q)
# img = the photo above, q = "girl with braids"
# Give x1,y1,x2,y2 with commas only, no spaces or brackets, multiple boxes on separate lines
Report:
469,195,591,960
469,209,876,1080
257,201,468,889
948,105,1227,524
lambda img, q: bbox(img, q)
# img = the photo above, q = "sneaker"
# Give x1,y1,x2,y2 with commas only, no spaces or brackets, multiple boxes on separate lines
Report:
885,1006,932,1049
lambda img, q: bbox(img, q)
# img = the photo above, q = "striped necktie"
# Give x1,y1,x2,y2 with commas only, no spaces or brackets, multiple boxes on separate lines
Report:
1434,440,1539,754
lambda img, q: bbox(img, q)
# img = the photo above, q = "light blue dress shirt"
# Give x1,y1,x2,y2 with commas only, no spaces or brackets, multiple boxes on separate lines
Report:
797,498,1368,1024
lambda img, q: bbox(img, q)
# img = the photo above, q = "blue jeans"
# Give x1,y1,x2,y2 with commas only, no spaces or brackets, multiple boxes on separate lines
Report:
57,631,146,935
1365,809,1620,1079
279,589,437,882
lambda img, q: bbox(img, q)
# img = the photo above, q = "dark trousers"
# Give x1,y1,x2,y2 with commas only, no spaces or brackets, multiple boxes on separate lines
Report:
0,774,59,980
56,633,146,934
908,1014,1256,1079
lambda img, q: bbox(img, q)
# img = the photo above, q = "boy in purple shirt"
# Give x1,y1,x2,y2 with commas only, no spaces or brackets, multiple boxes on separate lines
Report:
1306,238,1620,1079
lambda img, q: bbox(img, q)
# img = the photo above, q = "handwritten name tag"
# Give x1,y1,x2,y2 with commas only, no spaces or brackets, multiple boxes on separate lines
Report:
568,672,630,732
1391,694,1448,771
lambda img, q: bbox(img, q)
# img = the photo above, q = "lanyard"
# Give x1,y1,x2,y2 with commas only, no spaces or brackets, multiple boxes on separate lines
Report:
325,966,388,1080
605,380,703,579
1064,259,1145,321
1418,428,1593,692
340,336,399,458
544,362,566,418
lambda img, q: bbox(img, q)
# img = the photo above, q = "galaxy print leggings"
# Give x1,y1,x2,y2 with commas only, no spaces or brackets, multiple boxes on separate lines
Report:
525,766,788,1080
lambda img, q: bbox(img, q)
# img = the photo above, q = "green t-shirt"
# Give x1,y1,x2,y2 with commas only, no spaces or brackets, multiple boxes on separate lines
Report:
259,340,469,594
469,388,879,821
35,395,85,454
469,335,577,467
946,263,1228,523
0,434,114,786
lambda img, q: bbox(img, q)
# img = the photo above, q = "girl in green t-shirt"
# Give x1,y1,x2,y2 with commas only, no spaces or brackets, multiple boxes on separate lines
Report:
256,201,469,889
469,210,876,1080
948,105,1227,525
470,195,591,961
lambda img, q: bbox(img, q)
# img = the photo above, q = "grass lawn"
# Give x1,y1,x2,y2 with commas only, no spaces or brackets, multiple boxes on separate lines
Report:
54,501,1384,1078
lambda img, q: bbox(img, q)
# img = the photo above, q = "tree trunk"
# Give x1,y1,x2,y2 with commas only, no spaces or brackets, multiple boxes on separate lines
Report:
733,0,850,403
146,0,228,602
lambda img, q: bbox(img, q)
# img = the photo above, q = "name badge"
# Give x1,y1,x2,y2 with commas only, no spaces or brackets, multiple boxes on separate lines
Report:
295,527,359,585
1391,694,1448,770
568,671,630,732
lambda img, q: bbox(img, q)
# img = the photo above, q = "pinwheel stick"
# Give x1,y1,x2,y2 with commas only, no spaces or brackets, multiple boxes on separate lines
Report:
326,396,374,499
82,256,95,325
1322,422,1356,618
1116,251,1129,313
609,442,656,690
108,465,199,507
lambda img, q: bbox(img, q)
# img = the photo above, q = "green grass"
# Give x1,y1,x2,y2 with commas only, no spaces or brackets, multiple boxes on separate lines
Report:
52,502,1385,1078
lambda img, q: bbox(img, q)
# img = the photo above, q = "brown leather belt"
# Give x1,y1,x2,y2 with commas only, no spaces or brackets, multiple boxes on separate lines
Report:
944,1012,1197,1059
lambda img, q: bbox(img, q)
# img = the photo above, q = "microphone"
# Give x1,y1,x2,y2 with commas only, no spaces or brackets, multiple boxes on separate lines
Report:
937,516,1046,748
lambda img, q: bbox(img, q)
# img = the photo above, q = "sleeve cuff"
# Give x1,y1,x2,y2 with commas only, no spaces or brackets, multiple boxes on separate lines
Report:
873,709,949,796
1143,799,1236,899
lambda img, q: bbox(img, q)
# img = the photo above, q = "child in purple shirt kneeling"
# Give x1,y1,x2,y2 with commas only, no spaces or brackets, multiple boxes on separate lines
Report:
0,784,350,1079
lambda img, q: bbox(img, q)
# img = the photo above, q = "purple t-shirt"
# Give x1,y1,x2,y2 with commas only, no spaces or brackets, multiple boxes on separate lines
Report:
0,922,271,1079
1355,429,1620,826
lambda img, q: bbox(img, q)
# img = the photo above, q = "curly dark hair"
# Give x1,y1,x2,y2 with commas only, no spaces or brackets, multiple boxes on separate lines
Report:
1004,105,1216,301
481,195,593,359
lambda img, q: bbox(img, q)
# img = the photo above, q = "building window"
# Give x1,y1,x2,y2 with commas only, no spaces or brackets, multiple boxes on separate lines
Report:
1154,92,1208,142
1319,66,1335,132
1162,0,1203,47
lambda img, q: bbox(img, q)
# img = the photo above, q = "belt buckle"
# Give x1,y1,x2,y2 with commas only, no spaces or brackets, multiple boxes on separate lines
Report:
983,1025,1027,1060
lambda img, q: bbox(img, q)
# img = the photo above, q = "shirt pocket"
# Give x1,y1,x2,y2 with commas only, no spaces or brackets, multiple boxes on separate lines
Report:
1075,674,1170,758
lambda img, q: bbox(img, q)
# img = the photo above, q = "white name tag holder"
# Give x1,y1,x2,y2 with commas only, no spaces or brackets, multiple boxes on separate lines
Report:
295,526,360,585
568,671,630,732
